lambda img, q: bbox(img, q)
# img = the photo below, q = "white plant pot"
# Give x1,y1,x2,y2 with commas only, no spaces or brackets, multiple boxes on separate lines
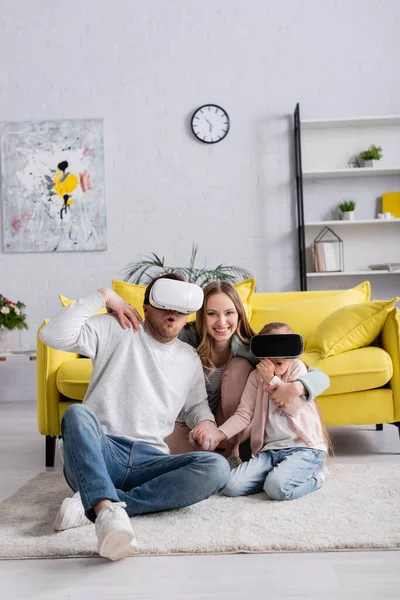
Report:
362,159,377,168
341,211,355,221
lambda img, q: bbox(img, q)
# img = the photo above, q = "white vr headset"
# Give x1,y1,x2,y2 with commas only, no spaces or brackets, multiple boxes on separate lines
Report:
149,279,204,314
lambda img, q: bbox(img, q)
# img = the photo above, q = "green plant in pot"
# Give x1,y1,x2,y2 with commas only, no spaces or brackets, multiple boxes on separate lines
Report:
0,294,28,353
122,244,253,287
338,200,356,221
359,144,383,168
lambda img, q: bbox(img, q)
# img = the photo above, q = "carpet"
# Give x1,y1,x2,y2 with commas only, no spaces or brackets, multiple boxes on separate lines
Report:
0,463,400,559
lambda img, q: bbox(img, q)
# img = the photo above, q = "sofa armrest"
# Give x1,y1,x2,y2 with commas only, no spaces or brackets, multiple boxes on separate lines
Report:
36,320,79,436
380,307,400,421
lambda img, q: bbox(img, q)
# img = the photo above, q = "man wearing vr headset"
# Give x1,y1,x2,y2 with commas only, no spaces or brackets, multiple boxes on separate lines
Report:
40,274,229,561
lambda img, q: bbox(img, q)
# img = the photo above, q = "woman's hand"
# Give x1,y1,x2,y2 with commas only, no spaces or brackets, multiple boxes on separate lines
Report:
268,380,304,410
256,358,275,385
97,288,142,331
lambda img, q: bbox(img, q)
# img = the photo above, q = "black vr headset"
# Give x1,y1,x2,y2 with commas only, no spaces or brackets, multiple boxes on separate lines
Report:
250,334,304,359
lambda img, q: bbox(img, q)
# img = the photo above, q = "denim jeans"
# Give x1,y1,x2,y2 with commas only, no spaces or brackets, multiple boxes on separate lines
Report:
222,447,326,501
62,404,230,522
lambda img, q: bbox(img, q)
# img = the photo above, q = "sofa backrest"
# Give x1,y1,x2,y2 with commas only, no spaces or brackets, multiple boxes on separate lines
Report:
249,281,371,342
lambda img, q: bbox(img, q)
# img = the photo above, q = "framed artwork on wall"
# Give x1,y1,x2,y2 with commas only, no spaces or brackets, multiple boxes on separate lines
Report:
0,118,106,253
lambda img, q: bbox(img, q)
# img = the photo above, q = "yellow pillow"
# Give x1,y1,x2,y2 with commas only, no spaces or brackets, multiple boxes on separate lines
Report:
186,277,256,323
249,282,371,342
233,277,256,321
58,294,107,314
306,298,399,357
111,280,147,318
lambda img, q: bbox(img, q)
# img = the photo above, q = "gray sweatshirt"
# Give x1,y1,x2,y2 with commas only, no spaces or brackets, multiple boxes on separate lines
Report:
40,292,215,453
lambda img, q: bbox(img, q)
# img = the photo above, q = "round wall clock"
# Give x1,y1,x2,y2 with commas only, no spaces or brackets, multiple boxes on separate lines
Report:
191,104,230,144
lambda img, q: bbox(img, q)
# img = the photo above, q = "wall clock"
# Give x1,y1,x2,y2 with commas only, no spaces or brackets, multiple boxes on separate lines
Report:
191,104,230,144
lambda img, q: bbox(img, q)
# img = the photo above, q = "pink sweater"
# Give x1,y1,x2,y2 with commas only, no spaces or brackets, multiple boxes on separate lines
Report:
220,359,325,456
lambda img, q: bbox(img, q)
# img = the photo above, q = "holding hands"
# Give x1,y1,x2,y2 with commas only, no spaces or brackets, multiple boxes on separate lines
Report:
97,288,142,332
189,420,223,452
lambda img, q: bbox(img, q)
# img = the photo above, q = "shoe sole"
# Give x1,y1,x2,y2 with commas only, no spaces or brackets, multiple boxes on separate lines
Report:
54,497,90,531
98,529,138,561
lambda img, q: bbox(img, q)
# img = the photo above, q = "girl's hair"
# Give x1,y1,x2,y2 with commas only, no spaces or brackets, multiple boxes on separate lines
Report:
259,322,293,335
195,281,255,371
259,322,333,457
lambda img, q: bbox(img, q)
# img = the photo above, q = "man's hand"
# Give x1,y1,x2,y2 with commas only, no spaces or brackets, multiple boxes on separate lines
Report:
97,288,142,332
256,358,275,385
267,380,305,410
189,420,222,452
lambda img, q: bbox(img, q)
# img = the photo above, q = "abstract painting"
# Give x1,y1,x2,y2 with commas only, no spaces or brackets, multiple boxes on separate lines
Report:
1,119,106,253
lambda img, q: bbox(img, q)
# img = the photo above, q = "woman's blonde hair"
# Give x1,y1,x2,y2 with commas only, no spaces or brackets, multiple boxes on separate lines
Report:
195,281,255,371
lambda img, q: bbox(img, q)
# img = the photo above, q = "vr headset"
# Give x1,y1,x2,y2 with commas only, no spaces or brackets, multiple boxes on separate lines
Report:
250,334,304,359
149,279,204,314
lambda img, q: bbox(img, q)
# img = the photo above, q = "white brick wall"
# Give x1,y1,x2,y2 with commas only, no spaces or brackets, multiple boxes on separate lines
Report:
1,0,400,352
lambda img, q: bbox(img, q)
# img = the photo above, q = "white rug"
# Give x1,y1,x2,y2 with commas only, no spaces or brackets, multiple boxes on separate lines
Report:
1,463,400,559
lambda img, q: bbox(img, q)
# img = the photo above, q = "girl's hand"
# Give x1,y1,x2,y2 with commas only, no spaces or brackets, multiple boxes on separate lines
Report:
268,381,304,409
256,358,275,384
188,425,205,446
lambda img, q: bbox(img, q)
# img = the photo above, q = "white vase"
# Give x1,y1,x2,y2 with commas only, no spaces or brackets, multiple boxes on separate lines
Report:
363,159,377,168
0,327,9,353
341,211,355,221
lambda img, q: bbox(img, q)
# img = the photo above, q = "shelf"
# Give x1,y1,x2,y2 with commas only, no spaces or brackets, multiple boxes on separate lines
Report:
303,167,400,179
307,270,400,277
305,219,400,226
301,116,400,129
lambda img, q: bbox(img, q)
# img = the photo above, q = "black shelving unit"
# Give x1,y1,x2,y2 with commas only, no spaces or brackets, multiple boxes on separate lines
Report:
294,103,307,291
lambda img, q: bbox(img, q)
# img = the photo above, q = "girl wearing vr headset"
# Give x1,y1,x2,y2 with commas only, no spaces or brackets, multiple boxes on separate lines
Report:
168,282,330,467
193,322,330,501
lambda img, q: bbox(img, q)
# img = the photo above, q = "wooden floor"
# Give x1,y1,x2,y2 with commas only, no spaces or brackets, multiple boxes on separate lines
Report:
1,399,400,599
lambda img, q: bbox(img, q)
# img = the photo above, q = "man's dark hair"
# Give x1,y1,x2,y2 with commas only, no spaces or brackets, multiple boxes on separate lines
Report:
143,273,185,305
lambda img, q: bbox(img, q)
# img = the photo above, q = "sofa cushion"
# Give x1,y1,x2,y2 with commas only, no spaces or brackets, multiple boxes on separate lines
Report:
306,298,399,357
250,282,371,341
250,281,370,311
232,277,256,321
57,358,93,401
302,346,392,396
59,294,107,314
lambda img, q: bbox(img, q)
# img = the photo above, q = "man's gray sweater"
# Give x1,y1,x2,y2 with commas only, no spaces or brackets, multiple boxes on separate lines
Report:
40,292,214,453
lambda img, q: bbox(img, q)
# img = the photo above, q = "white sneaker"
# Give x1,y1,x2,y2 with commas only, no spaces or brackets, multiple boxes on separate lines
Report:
95,501,138,561
54,491,91,531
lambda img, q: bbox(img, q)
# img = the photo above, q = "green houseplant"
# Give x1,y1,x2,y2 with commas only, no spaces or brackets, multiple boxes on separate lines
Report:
338,200,356,221
359,144,383,168
122,244,253,287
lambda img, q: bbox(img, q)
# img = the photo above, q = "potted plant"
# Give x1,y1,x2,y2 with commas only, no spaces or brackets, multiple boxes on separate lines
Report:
359,144,383,168
122,244,252,287
338,200,356,221
0,294,28,352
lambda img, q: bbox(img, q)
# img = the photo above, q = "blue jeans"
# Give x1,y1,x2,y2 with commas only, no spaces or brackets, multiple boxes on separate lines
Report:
62,404,230,522
222,447,326,501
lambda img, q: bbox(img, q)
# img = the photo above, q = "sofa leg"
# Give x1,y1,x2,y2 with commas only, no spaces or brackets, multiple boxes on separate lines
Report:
376,424,383,431
46,436,57,467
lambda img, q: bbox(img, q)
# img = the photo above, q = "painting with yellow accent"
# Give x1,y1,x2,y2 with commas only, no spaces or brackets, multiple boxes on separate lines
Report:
1,119,106,252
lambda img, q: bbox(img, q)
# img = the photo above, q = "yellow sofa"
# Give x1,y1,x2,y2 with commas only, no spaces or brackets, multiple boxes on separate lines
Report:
37,279,400,466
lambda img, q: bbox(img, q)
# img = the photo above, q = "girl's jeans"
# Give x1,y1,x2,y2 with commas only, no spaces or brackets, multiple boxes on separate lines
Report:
222,447,326,501
62,404,230,522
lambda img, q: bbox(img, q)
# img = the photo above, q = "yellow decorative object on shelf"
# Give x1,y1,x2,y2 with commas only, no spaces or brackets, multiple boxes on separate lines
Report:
382,191,400,218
